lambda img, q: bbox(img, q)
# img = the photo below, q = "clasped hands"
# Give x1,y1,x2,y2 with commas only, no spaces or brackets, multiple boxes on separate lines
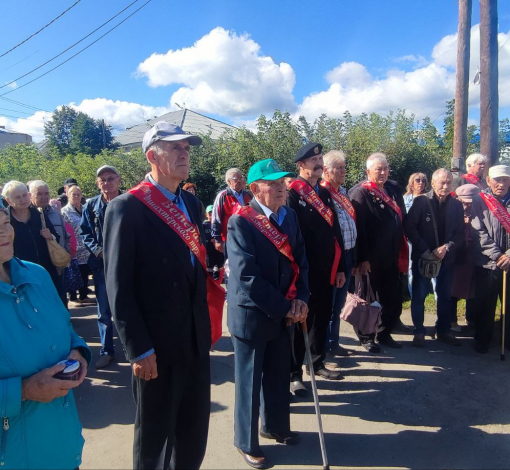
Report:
285,299,308,326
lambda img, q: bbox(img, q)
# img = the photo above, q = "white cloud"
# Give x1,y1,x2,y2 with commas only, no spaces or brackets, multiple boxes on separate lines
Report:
393,54,429,68
0,111,52,142
136,26,296,117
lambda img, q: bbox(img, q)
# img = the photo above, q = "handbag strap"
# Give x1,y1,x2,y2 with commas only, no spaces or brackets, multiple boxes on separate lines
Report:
423,196,439,248
39,209,47,230
354,273,377,303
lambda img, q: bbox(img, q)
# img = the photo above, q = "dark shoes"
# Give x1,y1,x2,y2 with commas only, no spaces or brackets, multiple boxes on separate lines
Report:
393,319,413,334
474,343,489,354
360,340,381,353
290,379,308,397
312,366,344,380
377,335,403,349
329,344,351,356
437,332,461,346
237,448,270,469
260,430,300,445
95,354,114,369
413,334,426,348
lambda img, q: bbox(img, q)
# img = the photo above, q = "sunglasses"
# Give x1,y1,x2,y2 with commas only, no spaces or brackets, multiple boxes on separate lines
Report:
414,178,427,183
98,176,119,184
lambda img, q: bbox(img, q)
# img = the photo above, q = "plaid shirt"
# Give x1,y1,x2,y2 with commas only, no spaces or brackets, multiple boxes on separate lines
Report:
333,186,357,250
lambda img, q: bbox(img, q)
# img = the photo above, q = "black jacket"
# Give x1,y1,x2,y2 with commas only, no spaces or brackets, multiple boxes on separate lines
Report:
404,191,465,266
349,179,406,270
103,186,210,362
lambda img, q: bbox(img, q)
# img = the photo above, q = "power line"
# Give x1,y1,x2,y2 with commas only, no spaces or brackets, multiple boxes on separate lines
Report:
0,0,140,90
0,96,48,112
0,113,47,122
0,0,152,98
0,107,34,115
0,50,40,73
0,0,83,59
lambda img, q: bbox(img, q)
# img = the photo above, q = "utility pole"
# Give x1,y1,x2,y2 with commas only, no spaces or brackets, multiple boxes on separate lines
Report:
452,0,472,175
479,0,499,166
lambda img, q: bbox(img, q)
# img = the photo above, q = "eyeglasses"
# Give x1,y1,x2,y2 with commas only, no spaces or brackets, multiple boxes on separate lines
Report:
98,176,118,184
414,178,427,183
230,176,246,181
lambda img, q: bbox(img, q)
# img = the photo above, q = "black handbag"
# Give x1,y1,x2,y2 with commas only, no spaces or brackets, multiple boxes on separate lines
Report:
418,197,442,279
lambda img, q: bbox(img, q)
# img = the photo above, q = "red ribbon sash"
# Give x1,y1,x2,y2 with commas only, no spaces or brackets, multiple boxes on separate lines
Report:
236,206,299,300
480,192,510,234
129,182,224,346
462,173,483,188
290,179,341,285
362,181,409,273
320,181,356,222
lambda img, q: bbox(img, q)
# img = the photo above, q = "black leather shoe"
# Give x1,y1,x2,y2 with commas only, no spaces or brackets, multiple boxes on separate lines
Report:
329,344,351,356
360,340,381,353
377,335,403,349
437,332,461,346
474,343,489,354
393,319,413,334
290,379,308,397
311,366,344,380
260,430,300,445
236,448,270,469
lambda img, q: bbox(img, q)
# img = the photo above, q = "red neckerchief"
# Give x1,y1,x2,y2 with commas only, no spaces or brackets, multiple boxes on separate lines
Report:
320,180,356,222
361,181,409,273
462,173,483,188
236,205,298,300
130,181,224,346
480,192,510,234
290,179,341,285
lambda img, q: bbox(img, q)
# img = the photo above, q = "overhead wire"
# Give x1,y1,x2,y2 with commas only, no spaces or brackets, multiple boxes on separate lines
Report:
0,0,83,59
0,96,48,112
0,0,152,98
0,0,141,90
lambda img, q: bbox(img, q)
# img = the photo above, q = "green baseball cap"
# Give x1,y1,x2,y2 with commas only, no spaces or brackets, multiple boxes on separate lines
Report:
247,158,295,185
206,205,213,213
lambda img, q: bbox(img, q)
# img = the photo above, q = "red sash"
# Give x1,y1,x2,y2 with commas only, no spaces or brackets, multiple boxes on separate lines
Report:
320,180,356,222
462,173,483,188
236,206,299,300
221,192,252,241
362,181,409,273
290,179,341,285
480,192,510,234
130,182,224,346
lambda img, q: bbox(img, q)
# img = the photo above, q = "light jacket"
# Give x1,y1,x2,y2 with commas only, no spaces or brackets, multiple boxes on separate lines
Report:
0,258,91,469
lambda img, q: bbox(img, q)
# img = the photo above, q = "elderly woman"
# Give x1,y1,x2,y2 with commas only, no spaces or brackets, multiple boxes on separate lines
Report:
404,172,428,211
62,186,94,306
1,181,60,293
182,182,197,195
0,202,90,469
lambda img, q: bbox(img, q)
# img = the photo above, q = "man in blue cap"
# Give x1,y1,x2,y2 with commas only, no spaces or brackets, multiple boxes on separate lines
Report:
227,158,309,469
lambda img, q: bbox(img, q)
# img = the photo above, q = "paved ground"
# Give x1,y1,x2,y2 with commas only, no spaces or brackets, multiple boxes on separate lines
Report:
71,305,510,470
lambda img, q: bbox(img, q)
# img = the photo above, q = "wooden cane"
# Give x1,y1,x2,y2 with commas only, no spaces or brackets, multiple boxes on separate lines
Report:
502,270,507,361
302,321,330,470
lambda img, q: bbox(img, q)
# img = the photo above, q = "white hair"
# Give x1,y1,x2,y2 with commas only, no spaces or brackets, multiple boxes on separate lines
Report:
431,168,453,182
466,153,487,168
366,152,388,170
2,180,28,200
225,167,242,184
28,180,49,193
323,150,346,170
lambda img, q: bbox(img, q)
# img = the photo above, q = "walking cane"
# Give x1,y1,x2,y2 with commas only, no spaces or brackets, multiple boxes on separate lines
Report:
302,321,330,470
501,270,507,361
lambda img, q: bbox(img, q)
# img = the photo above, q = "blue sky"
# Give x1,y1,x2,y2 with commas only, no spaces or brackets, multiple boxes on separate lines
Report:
1,0,509,141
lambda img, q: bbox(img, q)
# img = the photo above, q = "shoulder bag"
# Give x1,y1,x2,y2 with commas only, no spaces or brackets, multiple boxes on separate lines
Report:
39,211,71,268
417,197,442,278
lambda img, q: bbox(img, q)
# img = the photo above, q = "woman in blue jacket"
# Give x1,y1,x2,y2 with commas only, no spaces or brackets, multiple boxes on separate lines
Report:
0,203,90,469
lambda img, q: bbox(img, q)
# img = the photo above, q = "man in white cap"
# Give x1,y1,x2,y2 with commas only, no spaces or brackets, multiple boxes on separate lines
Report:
471,165,510,354
104,122,215,469
81,164,122,369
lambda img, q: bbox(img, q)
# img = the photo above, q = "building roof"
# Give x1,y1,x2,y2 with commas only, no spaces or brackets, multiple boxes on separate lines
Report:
0,126,30,136
115,108,235,148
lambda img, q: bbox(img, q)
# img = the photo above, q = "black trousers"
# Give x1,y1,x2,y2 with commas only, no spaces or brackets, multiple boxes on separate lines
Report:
69,264,91,301
132,349,210,470
291,274,333,379
357,266,402,343
473,267,510,348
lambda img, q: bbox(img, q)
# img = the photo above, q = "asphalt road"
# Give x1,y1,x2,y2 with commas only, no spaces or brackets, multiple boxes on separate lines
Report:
71,305,510,470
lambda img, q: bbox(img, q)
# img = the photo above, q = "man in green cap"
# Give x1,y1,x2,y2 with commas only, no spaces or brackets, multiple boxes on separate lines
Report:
227,158,310,469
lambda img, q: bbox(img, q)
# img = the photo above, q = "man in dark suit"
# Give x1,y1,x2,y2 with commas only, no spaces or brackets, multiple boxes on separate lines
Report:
227,158,309,469
349,152,408,352
288,142,347,396
104,122,211,470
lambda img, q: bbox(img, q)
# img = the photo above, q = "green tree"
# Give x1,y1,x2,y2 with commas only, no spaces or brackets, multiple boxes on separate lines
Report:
44,105,77,154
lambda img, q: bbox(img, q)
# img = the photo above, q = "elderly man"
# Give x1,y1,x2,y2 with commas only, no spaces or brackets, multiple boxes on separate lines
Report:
81,165,121,369
227,158,309,469
321,150,356,357
453,153,488,191
470,165,510,354
404,169,464,347
211,167,252,253
349,153,408,352
104,122,213,469
29,179,71,305
288,142,346,394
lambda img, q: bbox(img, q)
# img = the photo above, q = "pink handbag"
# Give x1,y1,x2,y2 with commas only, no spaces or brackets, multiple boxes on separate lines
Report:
340,275,381,335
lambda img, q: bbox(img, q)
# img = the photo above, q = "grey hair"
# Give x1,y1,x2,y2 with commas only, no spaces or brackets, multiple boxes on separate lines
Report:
67,185,82,195
28,180,49,193
431,168,453,182
466,153,487,168
366,152,388,170
2,180,28,200
225,167,243,184
323,150,346,170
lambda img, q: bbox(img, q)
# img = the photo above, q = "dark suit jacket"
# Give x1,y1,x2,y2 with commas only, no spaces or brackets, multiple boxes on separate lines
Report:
103,186,211,362
226,199,310,341
404,190,465,266
287,177,346,279
349,179,406,270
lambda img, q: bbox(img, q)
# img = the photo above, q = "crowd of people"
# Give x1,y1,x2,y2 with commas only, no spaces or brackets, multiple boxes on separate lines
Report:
1,119,509,469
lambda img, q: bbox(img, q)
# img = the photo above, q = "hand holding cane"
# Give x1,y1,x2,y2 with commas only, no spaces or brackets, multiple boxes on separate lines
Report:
302,320,330,470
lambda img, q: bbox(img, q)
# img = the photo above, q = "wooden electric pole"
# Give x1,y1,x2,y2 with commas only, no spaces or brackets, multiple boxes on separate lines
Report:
452,0,472,175
479,0,499,166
